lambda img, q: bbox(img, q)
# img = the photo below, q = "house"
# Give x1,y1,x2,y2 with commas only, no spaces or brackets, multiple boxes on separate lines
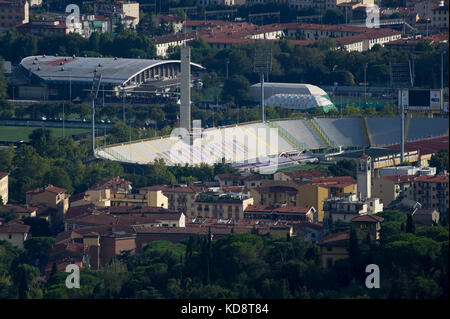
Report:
25,184,69,226
244,204,318,223
90,177,132,194
412,208,440,226
153,32,197,57
323,193,383,225
151,15,185,33
0,172,8,205
0,220,31,248
351,214,384,240
293,222,324,243
317,232,350,268
273,170,325,182
0,204,37,219
215,174,246,186
48,225,136,269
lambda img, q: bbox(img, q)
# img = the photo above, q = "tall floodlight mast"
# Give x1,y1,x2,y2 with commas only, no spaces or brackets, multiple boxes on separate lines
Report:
390,60,414,163
90,71,102,157
253,47,272,123
180,45,191,132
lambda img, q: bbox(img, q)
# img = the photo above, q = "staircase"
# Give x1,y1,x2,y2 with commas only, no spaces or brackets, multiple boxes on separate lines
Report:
360,117,372,147
267,120,307,151
307,118,335,148
97,147,129,162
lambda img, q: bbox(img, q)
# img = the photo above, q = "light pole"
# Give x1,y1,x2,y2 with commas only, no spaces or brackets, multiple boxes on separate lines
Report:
122,85,126,123
364,63,368,106
225,58,230,80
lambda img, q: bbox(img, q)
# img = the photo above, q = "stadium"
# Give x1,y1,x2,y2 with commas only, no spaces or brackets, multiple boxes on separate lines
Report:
96,116,449,171
16,55,205,100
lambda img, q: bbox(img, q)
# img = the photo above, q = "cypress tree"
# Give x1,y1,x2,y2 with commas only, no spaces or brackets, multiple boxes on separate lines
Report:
406,214,416,234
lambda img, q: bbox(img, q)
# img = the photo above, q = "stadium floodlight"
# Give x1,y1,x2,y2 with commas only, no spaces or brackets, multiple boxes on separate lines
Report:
253,47,272,122
90,72,102,157
390,60,414,164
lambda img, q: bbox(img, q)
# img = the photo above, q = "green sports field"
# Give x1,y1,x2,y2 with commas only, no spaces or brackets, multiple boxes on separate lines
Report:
0,126,90,142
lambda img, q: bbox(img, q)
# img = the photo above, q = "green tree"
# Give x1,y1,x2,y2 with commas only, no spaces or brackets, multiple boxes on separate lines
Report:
429,149,448,173
406,213,416,234
12,264,41,299
221,75,252,106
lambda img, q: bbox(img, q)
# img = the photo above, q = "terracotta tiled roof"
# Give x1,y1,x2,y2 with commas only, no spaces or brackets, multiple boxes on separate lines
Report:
0,172,8,179
89,176,131,191
245,205,313,214
139,185,204,193
0,220,31,234
26,184,67,195
414,175,449,183
284,170,325,179
351,214,384,223
318,232,350,247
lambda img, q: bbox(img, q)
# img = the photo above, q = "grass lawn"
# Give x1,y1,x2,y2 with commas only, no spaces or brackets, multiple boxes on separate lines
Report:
0,126,90,142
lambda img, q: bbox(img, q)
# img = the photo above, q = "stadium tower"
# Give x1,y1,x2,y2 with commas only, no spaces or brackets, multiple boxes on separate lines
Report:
180,45,191,132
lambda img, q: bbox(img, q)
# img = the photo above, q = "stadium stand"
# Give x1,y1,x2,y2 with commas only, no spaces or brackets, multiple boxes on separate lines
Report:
407,118,449,141
97,117,448,166
274,119,327,149
366,117,401,146
314,117,365,146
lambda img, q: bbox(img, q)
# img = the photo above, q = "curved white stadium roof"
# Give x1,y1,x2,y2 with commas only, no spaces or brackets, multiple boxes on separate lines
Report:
251,82,329,99
20,55,205,86
265,93,334,110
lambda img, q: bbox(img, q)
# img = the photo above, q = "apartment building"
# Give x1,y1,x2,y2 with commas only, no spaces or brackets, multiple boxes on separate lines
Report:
0,0,29,30
139,185,204,216
412,175,449,213
194,192,254,219
431,2,449,30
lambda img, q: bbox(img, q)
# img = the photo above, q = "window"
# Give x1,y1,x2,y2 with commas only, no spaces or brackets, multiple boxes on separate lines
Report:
8,234,12,239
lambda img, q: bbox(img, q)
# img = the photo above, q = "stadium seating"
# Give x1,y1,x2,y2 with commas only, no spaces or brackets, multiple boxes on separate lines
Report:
314,118,366,146
97,117,448,165
274,119,327,149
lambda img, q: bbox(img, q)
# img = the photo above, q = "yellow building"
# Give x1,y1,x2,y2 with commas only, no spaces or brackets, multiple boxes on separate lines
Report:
317,232,350,268
194,193,254,220
250,177,356,222
110,190,168,208
139,185,203,217
298,177,356,222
